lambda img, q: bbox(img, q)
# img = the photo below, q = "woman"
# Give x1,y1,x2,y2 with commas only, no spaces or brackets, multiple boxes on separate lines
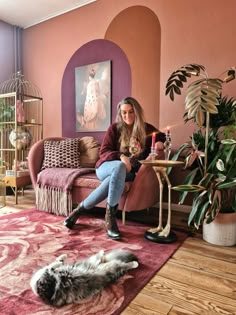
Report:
64,97,165,240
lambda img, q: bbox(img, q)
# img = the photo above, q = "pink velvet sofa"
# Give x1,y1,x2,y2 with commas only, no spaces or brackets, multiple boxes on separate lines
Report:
28,136,164,224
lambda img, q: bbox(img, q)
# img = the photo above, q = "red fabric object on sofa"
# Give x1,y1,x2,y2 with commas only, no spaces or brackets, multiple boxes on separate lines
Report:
28,136,163,224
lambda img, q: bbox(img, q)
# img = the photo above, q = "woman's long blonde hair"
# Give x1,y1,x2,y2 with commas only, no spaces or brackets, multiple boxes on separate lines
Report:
116,97,146,151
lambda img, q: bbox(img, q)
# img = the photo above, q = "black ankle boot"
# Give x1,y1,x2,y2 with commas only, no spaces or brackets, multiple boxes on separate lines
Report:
63,203,85,229
105,203,121,240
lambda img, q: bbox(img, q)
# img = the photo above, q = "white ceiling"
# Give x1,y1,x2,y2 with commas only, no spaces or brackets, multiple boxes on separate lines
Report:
0,0,96,29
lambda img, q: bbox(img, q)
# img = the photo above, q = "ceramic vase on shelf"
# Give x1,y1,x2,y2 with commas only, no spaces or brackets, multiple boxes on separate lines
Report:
203,212,236,246
16,100,25,123
9,126,32,150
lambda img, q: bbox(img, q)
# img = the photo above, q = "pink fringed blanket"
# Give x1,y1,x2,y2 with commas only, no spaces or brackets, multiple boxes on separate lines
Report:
36,167,95,216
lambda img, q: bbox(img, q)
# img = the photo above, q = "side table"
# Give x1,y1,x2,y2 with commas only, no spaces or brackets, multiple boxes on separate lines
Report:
139,159,184,243
2,174,31,204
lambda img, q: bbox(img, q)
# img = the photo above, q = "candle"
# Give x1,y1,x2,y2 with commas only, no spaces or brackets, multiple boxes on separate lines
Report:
166,126,170,135
151,132,156,148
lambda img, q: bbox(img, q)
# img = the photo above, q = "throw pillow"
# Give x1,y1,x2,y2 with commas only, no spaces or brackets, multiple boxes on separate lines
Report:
79,136,100,168
41,138,80,169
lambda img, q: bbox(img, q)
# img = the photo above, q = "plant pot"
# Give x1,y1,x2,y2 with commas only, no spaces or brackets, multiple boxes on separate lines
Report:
203,212,236,246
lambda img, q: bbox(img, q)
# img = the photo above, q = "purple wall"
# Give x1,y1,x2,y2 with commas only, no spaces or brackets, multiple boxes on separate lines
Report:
0,21,16,83
61,39,131,143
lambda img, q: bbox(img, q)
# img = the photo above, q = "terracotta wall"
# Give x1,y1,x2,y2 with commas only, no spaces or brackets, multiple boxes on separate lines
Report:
22,0,236,149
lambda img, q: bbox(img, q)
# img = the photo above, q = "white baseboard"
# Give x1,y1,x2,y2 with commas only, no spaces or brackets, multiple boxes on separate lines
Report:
154,202,192,214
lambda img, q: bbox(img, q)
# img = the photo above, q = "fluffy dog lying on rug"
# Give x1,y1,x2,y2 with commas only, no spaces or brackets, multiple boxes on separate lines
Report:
30,249,138,306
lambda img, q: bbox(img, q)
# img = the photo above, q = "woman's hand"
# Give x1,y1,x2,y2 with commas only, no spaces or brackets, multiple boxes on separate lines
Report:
120,154,132,172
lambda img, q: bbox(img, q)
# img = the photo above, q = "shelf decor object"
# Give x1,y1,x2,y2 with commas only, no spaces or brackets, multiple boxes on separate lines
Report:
0,71,43,204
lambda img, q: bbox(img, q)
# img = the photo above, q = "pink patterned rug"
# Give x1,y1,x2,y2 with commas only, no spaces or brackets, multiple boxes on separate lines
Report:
0,209,187,315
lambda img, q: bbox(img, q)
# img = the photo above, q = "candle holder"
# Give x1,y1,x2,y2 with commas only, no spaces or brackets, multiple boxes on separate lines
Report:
164,131,172,160
149,147,157,161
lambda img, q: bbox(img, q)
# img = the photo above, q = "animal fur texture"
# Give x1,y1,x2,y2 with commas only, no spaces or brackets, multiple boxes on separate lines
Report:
30,249,139,306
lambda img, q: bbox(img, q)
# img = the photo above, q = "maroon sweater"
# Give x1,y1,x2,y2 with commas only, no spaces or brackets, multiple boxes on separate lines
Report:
95,122,166,172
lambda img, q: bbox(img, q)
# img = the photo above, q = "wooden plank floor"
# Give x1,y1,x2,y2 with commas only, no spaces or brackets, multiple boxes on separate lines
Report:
123,239,236,315
1,188,236,315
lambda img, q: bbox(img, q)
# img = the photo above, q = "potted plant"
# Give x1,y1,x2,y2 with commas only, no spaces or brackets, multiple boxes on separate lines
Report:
165,64,236,245
0,99,14,122
0,100,13,175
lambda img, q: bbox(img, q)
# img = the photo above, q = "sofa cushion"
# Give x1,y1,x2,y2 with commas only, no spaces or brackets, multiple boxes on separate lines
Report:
73,173,132,193
42,138,80,169
79,136,100,168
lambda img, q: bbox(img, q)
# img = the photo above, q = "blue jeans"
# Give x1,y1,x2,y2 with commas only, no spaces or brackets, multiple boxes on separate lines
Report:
82,161,127,209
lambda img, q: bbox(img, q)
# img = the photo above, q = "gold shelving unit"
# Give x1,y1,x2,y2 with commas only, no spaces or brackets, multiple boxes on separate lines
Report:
0,72,43,204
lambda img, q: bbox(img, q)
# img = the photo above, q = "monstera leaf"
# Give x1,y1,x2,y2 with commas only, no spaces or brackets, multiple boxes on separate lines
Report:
185,78,223,127
165,64,225,127
165,64,205,101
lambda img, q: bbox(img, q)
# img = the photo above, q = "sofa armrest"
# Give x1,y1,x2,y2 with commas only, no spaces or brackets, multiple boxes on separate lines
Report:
28,137,66,188
122,141,164,211
123,163,159,212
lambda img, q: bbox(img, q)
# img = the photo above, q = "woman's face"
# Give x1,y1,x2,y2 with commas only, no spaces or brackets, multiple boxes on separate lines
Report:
120,103,135,127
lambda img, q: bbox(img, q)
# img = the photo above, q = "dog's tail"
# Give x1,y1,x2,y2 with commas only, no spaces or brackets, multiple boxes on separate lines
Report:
104,249,138,263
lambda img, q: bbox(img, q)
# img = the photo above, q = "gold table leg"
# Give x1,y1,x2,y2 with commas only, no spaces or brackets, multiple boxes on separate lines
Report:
148,170,164,233
158,168,171,237
145,166,177,243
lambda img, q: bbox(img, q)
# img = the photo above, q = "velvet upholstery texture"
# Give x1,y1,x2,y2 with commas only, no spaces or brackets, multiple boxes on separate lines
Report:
28,137,162,224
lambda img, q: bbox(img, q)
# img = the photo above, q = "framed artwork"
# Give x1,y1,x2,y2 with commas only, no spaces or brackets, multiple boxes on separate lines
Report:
75,60,111,132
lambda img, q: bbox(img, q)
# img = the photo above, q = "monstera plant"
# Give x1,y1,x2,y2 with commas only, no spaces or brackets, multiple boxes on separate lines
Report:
165,64,236,229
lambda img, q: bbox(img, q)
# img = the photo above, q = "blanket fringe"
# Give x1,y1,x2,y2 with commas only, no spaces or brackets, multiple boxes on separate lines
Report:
36,185,72,216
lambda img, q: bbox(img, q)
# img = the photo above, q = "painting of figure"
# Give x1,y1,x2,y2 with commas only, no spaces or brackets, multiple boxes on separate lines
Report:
75,60,111,132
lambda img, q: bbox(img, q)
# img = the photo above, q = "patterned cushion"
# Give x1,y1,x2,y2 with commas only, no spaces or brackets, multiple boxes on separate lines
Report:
42,138,80,169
